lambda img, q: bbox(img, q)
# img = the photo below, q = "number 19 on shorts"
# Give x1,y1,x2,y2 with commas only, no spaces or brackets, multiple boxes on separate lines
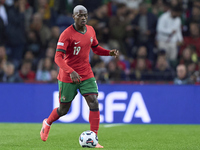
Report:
73,46,81,55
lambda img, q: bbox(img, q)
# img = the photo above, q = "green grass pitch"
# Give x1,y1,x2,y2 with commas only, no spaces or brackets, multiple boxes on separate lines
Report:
0,123,200,150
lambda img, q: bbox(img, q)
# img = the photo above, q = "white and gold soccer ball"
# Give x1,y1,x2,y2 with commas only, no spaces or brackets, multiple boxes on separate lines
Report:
79,131,98,148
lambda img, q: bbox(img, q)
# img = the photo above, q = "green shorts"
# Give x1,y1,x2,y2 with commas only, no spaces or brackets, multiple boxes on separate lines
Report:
58,77,98,103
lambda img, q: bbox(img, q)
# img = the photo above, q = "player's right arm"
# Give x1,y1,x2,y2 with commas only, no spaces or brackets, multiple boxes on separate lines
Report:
55,30,74,74
55,31,81,83
54,51,74,74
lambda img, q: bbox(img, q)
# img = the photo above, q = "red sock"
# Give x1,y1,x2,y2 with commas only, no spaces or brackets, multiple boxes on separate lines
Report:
47,108,60,125
89,109,100,135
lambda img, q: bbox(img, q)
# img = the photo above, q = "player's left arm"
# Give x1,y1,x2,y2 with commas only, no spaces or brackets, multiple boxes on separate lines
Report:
92,45,119,57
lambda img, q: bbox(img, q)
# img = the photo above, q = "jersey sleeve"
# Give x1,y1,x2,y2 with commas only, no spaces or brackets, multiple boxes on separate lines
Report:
91,27,99,48
92,45,110,56
56,30,70,53
54,51,74,74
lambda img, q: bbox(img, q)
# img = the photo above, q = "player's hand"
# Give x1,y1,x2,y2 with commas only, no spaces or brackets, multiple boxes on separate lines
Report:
109,49,119,58
70,71,82,84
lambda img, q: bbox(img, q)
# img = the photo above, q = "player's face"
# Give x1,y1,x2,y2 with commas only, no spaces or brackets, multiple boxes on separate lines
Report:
73,10,88,27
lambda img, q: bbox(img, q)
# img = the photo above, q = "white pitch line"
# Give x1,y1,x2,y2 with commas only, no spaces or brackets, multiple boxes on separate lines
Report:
103,124,124,128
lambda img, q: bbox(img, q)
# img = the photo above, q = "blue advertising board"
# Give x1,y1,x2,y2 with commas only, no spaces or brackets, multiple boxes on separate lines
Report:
0,83,199,124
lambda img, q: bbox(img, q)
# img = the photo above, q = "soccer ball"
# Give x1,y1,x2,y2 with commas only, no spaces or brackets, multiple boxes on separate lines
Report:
79,130,98,148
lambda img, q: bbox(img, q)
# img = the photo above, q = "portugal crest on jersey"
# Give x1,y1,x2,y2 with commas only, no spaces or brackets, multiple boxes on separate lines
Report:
90,37,93,45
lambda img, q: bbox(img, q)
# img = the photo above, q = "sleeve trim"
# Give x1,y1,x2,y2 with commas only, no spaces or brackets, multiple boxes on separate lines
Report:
92,44,99,48
56,49,66,53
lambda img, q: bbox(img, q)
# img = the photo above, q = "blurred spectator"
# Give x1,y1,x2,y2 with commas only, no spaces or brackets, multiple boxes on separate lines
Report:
56,13,74,32
90,54,102,68
107,60,121,81
89,4,109,43
37,46,57,72
0,0,8,26
0,0,7,45
179,46,195,67
36,57,53,81
113,0,142,10
187,61,196,77
193,0,200,8
26,30,42,56
174,64,192,84
6,0,26,63
6,0,33,31
179,22,200,58
23,0,33,31
126,0,142,10
93,61,108,83
23,50,37,71
74,0,103,13
130,58,150,81
151,0,169,17
116,53,126,71
48,26,60,50
131,2,157,61
131,46,152,70
153,54,174,81
45,46,55,60
109,3,129,55
52,0,73,15
90,54,109,83
35,0,57,27
49,69,58,83
0,59,5,82
1,61,23,82
18,60,35,82
0,17,5,45
30,12,51,48
115,53,130,80
194,59,200,83
5,0,14,6
184,5,200,36
156,5,183,62
0,45,6,61
50,26,60,42
170,0,180,7
0,45,6,81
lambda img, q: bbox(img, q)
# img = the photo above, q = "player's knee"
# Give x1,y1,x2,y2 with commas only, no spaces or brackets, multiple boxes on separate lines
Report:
85,95,99,109
88,97,99,109
58,105,70,116
58,109,68,116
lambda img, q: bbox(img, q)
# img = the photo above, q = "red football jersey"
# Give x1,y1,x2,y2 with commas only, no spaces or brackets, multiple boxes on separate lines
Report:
56,24,109,83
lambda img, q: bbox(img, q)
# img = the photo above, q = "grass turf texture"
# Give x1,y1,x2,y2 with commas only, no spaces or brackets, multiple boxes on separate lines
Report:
0,124,199,150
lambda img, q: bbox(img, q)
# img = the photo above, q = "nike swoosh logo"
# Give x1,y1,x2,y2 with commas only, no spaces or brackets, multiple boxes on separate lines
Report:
75,41,80,45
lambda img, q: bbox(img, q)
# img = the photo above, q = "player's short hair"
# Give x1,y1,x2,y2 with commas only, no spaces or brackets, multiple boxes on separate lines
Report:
73,5,87,14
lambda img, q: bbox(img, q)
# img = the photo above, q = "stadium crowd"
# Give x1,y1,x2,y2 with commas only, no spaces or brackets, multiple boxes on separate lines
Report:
0,0,200,84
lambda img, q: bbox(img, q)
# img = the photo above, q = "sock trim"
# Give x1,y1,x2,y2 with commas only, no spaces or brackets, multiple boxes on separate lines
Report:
45,120,51,126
